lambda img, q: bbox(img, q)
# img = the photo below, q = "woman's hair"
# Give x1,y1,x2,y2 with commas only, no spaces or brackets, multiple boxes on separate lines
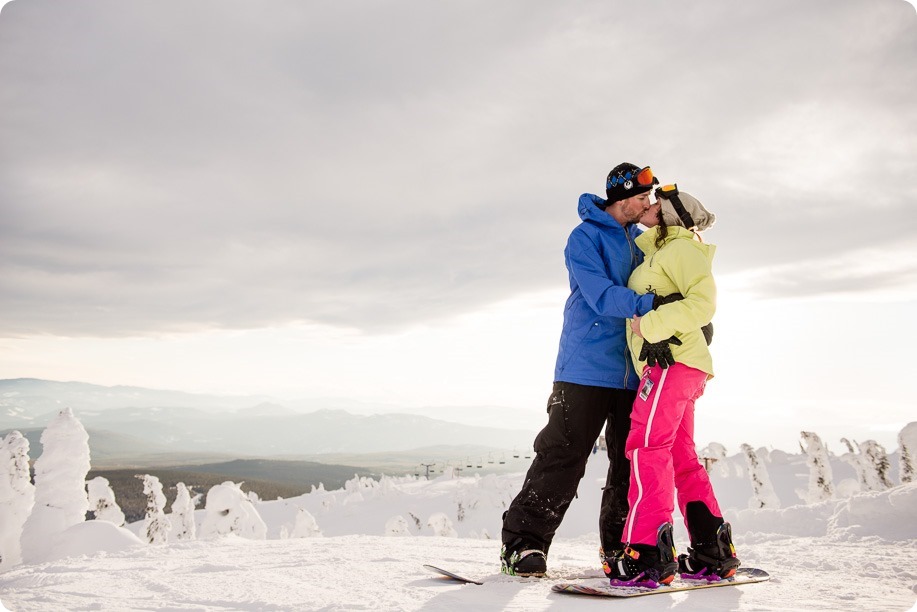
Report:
654,207,670,249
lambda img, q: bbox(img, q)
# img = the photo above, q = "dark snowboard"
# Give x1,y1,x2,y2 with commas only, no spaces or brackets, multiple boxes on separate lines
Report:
423,564,484,585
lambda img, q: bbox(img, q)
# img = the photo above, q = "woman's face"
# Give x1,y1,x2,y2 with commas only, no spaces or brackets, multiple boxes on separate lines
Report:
639,202,661,227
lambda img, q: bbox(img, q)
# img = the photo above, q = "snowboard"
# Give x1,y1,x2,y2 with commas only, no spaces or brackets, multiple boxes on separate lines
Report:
423,564,600,586
552,567,770,598
423,564,484,585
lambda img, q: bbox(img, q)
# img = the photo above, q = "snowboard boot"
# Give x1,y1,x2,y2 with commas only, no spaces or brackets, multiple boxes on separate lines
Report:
599,546,624,580
679,502,740,581
500,538,547,577
677,522,740,580
606,523,678,588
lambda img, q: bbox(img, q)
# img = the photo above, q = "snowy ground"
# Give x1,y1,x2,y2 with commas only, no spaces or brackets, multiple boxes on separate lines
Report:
2,533,916,611
2,447,917,611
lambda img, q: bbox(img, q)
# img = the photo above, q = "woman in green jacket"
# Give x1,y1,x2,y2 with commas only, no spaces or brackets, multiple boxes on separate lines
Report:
604,185,740,588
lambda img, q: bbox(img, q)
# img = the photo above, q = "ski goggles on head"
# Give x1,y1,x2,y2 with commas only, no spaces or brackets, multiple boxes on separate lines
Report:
634,166,656,187
607,166,658,189
654,183,696,229
655,184,679,200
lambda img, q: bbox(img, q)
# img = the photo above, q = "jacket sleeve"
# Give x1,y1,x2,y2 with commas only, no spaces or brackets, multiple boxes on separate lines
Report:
567,229,655,318
638,241,716,342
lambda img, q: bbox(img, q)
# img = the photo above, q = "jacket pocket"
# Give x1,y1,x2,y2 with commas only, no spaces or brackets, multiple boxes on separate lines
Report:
557,319,599,374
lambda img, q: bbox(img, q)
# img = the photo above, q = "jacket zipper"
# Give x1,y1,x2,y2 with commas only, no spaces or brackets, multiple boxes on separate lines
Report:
624,225,636,387
625,225,637,268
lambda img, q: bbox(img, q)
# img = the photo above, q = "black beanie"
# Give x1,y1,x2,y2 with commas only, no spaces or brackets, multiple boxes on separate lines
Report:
605,162,657,204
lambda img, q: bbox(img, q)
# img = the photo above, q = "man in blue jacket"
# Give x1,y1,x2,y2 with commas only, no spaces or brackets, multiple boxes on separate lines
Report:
501,162,666,577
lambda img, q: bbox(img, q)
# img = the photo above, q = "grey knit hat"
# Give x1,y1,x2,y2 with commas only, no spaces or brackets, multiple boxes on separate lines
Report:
659,190,716,232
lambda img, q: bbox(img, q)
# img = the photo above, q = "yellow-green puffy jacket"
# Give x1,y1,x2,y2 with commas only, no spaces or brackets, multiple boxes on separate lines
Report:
626,226,716,378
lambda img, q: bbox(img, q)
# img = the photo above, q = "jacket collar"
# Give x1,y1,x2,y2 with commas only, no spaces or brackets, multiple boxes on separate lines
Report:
577,193,631,232
635,225,698,255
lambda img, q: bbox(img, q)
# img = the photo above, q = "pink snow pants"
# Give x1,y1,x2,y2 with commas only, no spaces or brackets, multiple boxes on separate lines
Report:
622,363,723,547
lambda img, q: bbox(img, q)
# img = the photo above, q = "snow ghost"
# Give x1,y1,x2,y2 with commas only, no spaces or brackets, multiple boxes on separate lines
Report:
384,515,411,537
199,481,267,540
171,483,198,541
699,442,728,477
740,444,780,509
897,422,917,484
0,430,36,568
140,474,171,545
20,408,91,564
87,476,126,527
840,438,894,492
288,507,322,538
797,431,834,503
426,512,458,537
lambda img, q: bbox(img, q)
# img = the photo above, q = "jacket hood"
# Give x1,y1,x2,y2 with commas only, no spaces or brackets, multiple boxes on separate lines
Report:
578,193,626,230
636,225,716,259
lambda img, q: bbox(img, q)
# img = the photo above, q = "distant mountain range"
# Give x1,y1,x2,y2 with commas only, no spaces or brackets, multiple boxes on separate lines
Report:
0,379,537,463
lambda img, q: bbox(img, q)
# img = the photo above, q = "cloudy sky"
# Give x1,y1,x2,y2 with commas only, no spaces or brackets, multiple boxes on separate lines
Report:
1,0,916,452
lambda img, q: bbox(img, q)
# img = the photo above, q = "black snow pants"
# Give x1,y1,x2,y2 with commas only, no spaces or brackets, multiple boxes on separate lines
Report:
501,381,636,555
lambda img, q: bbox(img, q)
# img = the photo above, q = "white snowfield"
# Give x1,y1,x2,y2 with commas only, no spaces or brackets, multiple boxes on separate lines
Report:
2,439,917,610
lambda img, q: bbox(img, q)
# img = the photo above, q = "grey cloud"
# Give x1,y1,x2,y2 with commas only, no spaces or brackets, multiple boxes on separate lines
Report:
751,267,917,299
1,0,916,337
733,238,917,299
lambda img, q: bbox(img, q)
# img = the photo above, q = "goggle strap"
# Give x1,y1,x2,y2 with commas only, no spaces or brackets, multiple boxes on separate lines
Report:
667,194,697,231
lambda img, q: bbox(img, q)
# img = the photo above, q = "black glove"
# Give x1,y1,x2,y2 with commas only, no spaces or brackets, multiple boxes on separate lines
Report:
638,336,683,369
701,322,713,346
652,292,684,310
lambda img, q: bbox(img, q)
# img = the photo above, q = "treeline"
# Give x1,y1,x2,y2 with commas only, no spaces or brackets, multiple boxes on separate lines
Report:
87,469,300,523
86,468,368,523
166,458,376,489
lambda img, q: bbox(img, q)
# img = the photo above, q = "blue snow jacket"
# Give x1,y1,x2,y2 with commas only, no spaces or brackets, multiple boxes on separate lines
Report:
553,193,656,390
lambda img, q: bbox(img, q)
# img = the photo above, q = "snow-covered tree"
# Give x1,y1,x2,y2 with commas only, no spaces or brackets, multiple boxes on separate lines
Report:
740,444,780,509
139,474,171,545
287,507,322,538
379,475,396,496
171,483,198,541
839,438,893,492
426,512,457,537
20,408,91,564
385,515,411,536
342,474,376,505
797,431,834,503
839,438,869,492
898,422,917,484
699,442,728,477
0,431,35,569
858,440,893,491
86,476,125,526
199,481,267,540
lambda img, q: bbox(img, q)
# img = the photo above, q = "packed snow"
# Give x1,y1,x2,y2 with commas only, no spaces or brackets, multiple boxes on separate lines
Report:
0,413,916,611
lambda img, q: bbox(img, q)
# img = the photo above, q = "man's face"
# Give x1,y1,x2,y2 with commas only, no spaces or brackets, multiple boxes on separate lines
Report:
639,202,661,227
618,192,652,223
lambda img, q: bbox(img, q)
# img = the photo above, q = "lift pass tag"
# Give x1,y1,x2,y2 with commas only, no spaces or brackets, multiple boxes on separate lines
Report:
639,375,654,401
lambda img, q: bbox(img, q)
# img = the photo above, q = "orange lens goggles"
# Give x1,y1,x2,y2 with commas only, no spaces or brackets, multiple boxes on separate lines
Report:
607,165,659,190
635,166,656,187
